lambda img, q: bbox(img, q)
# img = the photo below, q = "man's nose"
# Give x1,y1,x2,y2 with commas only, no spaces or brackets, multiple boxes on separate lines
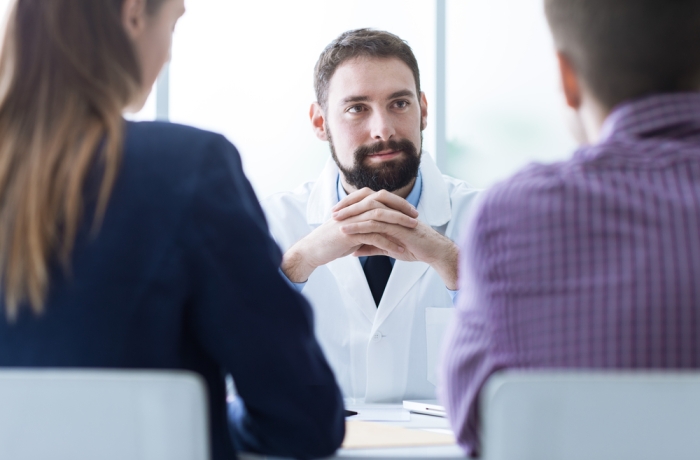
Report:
369,110,396,141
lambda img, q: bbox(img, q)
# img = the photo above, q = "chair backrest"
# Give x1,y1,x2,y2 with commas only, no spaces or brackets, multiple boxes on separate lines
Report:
480,371,700,460
0,369,209,460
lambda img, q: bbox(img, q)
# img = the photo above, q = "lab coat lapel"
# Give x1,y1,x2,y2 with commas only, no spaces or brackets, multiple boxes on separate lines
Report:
327,256,377,325
306,158,339,226
374,153,452,327
374,260,430,327
414,153,451,226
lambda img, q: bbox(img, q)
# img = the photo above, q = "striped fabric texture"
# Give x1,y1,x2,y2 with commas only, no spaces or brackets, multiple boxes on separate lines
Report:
439,93,700,456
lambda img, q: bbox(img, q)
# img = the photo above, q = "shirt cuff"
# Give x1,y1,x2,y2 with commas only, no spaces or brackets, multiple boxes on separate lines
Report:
447,287,459,304
280,268,306,293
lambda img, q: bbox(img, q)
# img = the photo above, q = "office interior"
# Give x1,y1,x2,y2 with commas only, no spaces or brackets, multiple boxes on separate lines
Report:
1,0,697,459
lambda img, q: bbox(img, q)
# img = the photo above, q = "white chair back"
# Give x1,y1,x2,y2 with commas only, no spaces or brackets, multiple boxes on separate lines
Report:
481,371,700,460
0,370,209,460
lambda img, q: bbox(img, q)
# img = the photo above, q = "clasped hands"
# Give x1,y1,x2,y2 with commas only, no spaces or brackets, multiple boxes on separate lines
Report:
281,188,458,289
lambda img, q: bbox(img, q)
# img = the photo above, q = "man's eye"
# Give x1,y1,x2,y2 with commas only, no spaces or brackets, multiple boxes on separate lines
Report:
347,105,365,113
394,100,409,109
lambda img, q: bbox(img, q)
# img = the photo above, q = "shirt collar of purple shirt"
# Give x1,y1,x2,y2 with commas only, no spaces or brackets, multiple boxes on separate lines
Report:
599,92,700,142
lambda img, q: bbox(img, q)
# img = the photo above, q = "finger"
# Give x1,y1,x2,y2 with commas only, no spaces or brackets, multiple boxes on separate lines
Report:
353,241,408,258
341,218,416,236
331,187,375,213
350,233,405,255
353,245,391,257
333,195,386,221
339,243,364,258
334,190,418,221
334,189,419,219
350,208,418,229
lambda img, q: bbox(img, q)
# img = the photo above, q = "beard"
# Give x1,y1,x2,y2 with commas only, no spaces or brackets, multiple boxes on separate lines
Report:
328,130,422,192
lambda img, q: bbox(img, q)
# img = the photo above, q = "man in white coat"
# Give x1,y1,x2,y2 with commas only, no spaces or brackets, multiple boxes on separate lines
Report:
262,29,479,403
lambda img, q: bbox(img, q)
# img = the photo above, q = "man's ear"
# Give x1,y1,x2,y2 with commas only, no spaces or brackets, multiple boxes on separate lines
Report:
122,0,148,40
557,51,582,109
419,92,428,131
310,102,328,141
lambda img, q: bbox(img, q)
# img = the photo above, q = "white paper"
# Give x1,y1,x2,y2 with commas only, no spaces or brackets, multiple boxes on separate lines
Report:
422,428,454,435
347,408,411,421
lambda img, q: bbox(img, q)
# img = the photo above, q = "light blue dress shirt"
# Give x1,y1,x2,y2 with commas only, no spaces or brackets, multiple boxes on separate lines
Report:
282,171,458,302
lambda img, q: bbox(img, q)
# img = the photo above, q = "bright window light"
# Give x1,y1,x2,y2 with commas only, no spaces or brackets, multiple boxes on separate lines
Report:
169,0,436,199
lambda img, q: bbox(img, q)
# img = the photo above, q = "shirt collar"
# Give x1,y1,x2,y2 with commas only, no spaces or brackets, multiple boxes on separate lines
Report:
336,170,423,208
599,92,700,142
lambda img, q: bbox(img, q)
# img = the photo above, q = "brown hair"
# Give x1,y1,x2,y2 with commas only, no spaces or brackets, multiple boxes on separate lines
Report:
545,0,700,110
0,0,166,320
314,28,421,109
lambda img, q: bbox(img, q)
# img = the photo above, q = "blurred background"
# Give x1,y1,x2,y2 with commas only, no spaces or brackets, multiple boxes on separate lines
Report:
1,0,577,198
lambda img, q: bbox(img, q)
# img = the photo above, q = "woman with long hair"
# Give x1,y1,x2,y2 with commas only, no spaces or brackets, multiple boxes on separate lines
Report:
0,0,344,458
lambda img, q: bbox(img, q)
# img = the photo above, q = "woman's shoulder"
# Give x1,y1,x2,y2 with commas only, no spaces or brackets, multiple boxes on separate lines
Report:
121,120,242,181
116,121,244,201
124,120,235,162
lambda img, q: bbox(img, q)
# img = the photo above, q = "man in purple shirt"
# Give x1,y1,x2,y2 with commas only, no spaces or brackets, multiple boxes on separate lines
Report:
440,0,700,456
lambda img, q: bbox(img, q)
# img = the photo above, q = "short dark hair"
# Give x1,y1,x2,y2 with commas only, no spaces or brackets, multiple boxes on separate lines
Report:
545,0,700,109
314,28,421,109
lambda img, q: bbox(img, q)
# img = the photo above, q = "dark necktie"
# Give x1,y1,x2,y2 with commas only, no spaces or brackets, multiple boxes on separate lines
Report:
363,256,393,306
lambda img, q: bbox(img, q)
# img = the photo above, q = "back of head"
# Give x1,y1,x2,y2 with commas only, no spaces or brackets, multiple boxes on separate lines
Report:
314,28,421,109
0,0,162,320
545,0,700,110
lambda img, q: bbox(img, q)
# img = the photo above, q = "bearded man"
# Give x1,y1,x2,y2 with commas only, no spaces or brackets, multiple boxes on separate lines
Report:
262,29,479,403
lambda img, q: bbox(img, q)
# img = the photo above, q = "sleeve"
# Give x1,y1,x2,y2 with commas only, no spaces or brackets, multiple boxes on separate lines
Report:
438,190,506,458
279,268,307,293
446,287,459,304
181,134,344,459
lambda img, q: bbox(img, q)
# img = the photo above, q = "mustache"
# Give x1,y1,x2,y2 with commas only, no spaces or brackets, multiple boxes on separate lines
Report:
354,138,417,160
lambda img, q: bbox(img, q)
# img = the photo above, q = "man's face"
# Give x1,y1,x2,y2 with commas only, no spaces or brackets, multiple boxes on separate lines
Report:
317,56,427,192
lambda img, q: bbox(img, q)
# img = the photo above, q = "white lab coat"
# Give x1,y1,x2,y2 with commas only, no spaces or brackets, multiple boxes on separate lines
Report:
261,154,480,402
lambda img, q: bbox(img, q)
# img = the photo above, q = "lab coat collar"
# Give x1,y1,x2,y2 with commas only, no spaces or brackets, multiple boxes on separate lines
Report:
306,159,340,226
306,152,451,227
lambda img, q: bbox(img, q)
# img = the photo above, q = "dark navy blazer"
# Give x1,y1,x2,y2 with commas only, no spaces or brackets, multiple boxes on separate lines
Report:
0,121,344,460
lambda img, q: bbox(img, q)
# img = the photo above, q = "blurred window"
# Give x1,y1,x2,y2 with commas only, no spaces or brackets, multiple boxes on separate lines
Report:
0,0,576,197
444,0,575,188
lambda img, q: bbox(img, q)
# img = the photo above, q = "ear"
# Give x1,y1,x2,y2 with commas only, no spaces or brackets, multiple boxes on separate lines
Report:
122,0,148,40
310,102,328,141
557,51,582,109
419,91,428,131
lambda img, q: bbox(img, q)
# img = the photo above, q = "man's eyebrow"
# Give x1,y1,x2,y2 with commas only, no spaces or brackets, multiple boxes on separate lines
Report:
342,95,371,104
387,89,416,100
341,90,416,105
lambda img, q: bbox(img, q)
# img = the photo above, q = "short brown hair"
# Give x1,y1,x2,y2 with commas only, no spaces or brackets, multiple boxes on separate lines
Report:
545,0,700,110
314,28,421,109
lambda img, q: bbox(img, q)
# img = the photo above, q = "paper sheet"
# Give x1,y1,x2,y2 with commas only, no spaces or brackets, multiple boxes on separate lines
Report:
342,420,456,449
346,408,411,421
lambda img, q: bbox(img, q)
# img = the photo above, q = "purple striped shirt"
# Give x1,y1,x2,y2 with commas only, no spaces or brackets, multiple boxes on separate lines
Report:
439,93,700,456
